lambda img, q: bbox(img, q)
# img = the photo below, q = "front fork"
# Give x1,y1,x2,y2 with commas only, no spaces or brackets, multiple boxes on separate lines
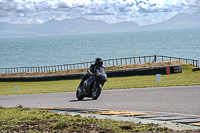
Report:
93,81,104,92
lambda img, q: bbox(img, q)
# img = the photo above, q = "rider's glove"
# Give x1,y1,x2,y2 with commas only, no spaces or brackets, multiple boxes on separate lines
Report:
96,73,100,76
87,69,94,75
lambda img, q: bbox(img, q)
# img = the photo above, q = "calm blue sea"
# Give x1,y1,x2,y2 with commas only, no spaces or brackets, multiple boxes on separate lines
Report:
0,28,200,69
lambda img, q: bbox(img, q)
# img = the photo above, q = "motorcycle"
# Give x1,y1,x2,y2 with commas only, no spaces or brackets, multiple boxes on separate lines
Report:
76,67,107,100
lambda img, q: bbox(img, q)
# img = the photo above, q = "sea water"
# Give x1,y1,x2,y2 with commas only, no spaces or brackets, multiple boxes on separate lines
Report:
0,28,200,69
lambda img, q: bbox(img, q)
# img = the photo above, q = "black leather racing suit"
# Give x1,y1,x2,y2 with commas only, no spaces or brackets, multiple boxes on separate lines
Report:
79,64,99,87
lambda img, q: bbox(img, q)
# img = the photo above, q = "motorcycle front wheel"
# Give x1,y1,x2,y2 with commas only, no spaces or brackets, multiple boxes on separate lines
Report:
91,83,102,100
76,89,84,100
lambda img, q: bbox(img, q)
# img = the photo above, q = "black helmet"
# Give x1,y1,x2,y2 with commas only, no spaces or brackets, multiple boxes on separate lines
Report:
95,58,103,67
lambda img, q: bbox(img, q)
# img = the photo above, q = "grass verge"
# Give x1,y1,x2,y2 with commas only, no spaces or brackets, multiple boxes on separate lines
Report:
0,60,191,78
0,107,177,132
0,65,200,96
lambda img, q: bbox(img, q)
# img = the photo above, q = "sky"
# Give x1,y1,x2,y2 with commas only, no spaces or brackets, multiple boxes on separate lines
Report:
0,0,200,26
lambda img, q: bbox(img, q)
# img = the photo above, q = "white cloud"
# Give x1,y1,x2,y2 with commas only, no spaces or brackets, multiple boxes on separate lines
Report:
0,0,199,25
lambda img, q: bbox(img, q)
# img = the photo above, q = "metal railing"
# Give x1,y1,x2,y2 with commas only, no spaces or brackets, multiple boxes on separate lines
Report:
0,55,199,73
155,55,199,67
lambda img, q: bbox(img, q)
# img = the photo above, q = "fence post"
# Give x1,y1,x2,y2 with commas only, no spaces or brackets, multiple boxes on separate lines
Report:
193,60,194,66
139,57,141,63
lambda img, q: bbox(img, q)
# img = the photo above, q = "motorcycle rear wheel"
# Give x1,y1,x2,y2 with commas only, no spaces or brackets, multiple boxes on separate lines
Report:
91,83,102,100
76,90,84,100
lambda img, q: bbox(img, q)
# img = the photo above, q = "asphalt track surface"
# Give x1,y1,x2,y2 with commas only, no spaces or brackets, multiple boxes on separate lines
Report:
1,86,200,116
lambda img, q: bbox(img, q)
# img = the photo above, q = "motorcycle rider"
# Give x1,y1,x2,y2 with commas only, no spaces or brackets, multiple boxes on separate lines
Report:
78,58,103,90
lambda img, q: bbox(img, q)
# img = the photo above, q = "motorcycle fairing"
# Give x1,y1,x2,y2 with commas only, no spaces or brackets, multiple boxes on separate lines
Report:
84,76,95,97
96,74,107,81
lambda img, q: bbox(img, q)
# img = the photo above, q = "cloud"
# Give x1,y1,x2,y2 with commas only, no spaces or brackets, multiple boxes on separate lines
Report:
0,0,200,25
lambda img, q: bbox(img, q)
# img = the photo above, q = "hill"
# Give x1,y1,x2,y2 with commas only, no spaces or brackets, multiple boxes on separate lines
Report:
0,11,199,38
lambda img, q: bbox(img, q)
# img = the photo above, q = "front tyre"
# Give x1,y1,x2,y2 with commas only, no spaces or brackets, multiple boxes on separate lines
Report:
91,83,102,100
76,90,84,100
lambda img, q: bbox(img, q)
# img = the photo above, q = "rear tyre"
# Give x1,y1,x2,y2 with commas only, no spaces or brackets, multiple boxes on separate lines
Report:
76,90,84,100
91,83,102,100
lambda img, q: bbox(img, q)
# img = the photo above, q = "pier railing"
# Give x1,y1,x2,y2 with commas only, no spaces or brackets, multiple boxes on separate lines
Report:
0,55,199,73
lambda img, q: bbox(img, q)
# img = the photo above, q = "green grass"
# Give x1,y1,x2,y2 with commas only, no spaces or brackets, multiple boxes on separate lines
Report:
0,107,172,132
0,79,80,96
0,65,200,96
105,65,200,89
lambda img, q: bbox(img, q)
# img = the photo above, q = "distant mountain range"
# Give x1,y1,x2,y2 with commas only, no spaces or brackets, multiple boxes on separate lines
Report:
0,11,200,38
